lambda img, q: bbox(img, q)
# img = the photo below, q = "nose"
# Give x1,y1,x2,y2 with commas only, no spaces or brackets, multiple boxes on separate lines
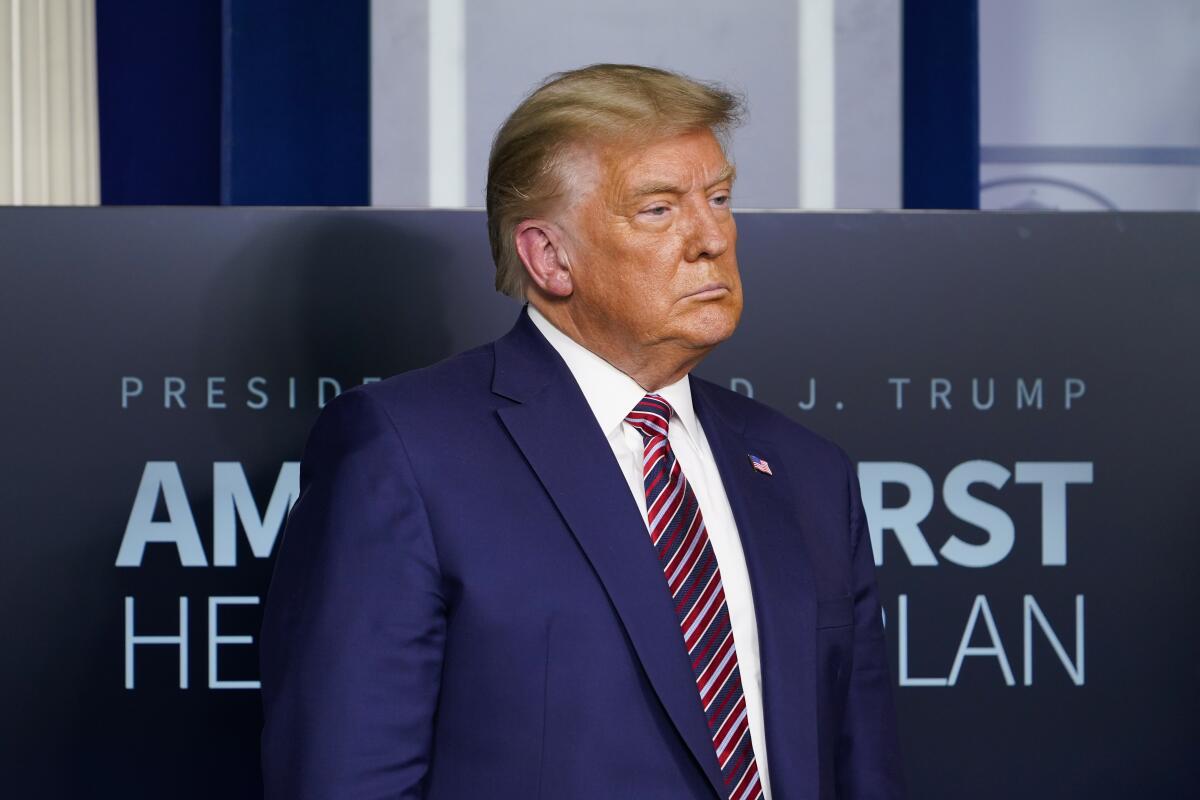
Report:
683,198,730,263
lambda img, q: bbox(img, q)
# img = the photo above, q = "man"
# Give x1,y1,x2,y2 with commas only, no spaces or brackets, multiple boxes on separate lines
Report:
260,64,904,799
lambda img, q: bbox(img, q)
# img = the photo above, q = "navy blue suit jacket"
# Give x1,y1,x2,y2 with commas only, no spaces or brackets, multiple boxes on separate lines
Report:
260,309,905,799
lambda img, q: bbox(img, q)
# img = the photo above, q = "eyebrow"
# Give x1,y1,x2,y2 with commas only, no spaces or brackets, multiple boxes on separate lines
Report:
629,163,737,198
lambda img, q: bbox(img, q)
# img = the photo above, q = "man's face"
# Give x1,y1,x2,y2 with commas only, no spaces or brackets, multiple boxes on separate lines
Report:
559,128,743,361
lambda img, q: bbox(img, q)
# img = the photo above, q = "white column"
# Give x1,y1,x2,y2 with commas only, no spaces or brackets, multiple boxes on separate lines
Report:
427,0,465,207
0,0,98,205
0,0,13,202
797,0,836,208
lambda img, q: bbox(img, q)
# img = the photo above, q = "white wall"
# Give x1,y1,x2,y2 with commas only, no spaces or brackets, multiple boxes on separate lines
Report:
980,0,1200,210
371,0,902,210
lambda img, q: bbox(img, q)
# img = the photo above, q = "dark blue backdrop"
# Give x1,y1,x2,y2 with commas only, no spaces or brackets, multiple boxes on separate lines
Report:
1,209,1196,798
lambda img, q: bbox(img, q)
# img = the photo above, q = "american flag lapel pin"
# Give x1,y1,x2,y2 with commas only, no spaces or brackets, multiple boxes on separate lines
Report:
748,453,773,476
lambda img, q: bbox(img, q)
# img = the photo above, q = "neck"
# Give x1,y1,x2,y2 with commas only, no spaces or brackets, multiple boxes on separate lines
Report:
531,302,707,392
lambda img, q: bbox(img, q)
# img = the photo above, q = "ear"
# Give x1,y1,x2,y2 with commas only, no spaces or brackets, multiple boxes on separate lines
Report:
514,219,573,298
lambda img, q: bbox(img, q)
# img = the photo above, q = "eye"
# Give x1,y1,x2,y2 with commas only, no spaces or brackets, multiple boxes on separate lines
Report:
643,205,670,216
711,194,731,207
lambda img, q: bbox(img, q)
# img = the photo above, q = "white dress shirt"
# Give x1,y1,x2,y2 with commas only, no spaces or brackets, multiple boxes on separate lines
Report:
528,305,772,799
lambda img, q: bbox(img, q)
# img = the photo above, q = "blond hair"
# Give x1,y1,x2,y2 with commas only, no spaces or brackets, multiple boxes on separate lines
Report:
485,64,744,298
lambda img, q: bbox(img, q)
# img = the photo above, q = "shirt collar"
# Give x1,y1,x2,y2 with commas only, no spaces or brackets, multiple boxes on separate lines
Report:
527,304,698,439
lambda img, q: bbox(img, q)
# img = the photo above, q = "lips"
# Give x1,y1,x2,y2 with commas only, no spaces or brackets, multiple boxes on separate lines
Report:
685,282,730,299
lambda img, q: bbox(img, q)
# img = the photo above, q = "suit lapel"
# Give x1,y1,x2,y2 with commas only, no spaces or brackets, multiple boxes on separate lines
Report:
494,311,727,798
692,379,820,800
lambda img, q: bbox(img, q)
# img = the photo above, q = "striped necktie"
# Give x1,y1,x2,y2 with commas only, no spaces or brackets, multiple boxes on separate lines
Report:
625,393,763,800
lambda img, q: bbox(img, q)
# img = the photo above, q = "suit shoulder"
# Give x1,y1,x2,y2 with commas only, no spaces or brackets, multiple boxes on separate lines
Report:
342,342,496,413
694,376,853,468
301,344,497,480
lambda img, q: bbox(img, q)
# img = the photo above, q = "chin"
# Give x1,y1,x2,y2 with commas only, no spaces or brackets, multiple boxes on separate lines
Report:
678,303,741,349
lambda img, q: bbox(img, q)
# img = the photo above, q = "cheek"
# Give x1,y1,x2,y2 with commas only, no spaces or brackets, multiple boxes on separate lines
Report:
611,236,676,294
589,228,688,317
721,239,742,284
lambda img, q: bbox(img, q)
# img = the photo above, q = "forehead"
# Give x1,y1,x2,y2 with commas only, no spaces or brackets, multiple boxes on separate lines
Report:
597,129,732,195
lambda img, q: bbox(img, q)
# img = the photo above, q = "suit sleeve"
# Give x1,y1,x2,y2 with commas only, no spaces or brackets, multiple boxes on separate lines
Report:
835,449,907,800
259,388,446,799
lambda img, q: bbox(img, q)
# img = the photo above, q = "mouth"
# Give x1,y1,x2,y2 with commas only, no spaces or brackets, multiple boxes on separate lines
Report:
683,282,730,300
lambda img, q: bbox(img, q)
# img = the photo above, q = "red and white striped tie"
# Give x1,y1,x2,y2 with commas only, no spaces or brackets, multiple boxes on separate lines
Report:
625,394,763,800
